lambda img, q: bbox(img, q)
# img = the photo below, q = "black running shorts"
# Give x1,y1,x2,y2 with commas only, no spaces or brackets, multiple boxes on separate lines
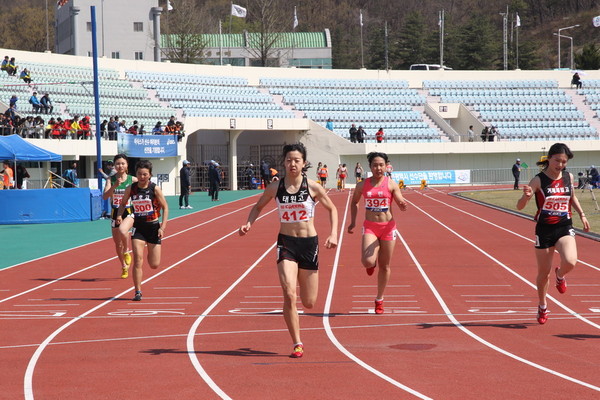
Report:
276,233,319,270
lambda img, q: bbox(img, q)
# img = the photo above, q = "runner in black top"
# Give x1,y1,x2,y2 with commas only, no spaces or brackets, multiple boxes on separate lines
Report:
116,160,169,301
239,143,338,359
517,143,590,324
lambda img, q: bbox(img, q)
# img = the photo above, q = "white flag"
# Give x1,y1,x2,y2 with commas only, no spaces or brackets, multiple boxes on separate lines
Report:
167,0,173,11
359,10,363,27
594,16,600,28
293,6,298,29
231,4,247,18
515,13,521,27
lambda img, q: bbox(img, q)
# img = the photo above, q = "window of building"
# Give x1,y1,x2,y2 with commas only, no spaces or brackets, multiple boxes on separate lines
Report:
133,22,143,32
134,52,144,60
111,52,120,59
86,22,92,32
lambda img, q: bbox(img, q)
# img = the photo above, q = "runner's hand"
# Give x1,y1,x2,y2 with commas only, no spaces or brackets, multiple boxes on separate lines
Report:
239,223,251,236
522,185,533,198
324,235,337,249
347,223,355,234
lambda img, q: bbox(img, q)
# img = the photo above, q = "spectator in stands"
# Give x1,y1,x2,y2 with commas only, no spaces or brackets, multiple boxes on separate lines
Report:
481,126,489,142
349,123,357,143
6,57,17,76
6,105,17,125
107,117,118,140
138,124,146,135
512,158,521,190
376,127,385,143
175,121,184,141
0,56,8,73
51,117,65,139
572,72,582,89
127,120,139,135
118,120,127,134
78,116,91,139
69,116,81,139
63,161,79,188
40,93,53,114
45,117,56,139
22,116,35,138
29,92,41,113
326,118,334,131
19,68,32,84
0,114,12,135
152,121,164,134
33,116,44,138
488,126,497,142
468,125,474,142
167,115,176,130
100,119,108,138
356,126,366,143
9,95,18,110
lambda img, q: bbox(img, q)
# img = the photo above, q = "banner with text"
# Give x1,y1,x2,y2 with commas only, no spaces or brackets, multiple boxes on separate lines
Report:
391,170,471,185
117,133,178,158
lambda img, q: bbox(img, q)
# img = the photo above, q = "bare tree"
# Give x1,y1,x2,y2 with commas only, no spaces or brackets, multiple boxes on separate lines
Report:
245,0,288,67
161,0,208,64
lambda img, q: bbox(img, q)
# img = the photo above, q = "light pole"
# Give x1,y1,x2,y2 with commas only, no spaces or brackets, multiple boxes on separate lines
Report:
557,24,579,68
553,33,574,70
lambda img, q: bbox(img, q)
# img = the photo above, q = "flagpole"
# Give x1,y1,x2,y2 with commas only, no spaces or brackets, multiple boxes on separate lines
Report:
516,13,520,69
45,0,49,51
439,10,444,68
360,9,364,68
228,2,233,64
219,20,223,65
384,20,388,71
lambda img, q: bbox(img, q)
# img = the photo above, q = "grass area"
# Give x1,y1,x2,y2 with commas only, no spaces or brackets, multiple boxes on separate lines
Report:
457,188,600,235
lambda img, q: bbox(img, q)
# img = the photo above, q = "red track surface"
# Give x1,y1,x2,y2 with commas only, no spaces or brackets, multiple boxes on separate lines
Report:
1,188,599,399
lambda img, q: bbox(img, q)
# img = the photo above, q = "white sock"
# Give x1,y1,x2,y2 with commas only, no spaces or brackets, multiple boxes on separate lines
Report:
539,304,547,310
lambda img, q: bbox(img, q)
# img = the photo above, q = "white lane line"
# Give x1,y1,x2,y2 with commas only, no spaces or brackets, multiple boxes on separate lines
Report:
461,295,525,297
155,287,210,290
14,304,80,307
2,202,253,304
402,199,600,391
464,301,532,303
186,243,276,400
52,288,113,291
23,205,262,400
323,190,433,399
408,199,600,330
426,193,600,271
453,285,511,287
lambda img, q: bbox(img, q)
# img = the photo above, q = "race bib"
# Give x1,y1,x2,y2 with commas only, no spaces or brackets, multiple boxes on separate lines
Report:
278,203,312,223
112,193,124,207
365,197,389,212
541,195,570,215
132,198,153,216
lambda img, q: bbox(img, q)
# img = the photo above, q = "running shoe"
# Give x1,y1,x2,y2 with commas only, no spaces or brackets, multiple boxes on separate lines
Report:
179,206,185,209
133,291,142,301
185,205,193,209
121,266,129,279
375,299,384,314
537,306,548,325
366,266,376,276
290,344,304,358
123,252,132,267
555,267,567,294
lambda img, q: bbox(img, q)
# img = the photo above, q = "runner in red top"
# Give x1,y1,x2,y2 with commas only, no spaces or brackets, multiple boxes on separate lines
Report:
517,143,590,324
348,152,408,314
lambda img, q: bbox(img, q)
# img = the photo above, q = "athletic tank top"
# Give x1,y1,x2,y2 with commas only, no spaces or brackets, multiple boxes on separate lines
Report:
110,174,133,208
275,175,316,223
362,176,392,213
130,182,161,222
534,170,572,226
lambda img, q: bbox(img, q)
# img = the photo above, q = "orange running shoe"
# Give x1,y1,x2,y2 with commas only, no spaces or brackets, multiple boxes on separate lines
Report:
291,344,304,358
555,267,567,294
537,306,548,325
375,299,384,314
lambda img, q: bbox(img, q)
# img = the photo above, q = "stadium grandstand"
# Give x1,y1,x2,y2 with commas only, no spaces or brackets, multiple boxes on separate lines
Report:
1,47,599,196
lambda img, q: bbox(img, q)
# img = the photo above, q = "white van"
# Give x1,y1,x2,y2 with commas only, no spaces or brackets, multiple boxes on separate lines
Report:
409,64,453,71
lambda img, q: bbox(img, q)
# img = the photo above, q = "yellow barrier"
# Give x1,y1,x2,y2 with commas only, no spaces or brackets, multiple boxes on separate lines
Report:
420,179,428,190
398,179,405,189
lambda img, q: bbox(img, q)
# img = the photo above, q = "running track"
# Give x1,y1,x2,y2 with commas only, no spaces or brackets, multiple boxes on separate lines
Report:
1,188,599,399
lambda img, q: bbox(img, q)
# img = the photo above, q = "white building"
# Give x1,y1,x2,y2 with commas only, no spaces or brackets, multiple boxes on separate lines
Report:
55,0,162,61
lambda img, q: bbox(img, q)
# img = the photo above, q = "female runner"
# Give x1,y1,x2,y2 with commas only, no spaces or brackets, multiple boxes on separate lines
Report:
239,143,338,358
102,154,137,278
116,160,169,301
347,152,408,314
337,163,348,191
517,143,590,324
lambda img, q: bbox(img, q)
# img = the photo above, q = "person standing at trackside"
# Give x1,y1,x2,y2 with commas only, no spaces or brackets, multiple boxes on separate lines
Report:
179,160,192,209
512,158,521,190
116,160,169,302
385,161,393,178
347,152,408,314
208,160,221,201
63,161,79,188
260,160,271,188
516,143,590,324
239,143,338,359
102,154,137,279
355,162,363,183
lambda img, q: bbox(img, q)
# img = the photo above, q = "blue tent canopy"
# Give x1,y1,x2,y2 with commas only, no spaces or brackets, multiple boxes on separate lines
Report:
0,135,61,162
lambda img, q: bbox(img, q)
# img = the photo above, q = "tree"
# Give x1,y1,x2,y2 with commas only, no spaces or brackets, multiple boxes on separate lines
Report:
245,0,287,67
161,0,208,64
395,12,432,69
574,43,600,70
0,7,52,52
452,14,501,70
